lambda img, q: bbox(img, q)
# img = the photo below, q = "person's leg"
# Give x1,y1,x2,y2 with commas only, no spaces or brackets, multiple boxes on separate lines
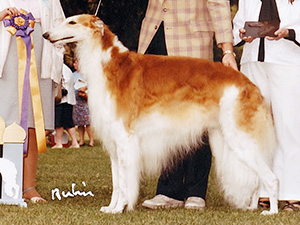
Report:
64,104,79,148
67,127,80,147
54,127,64,146
23,128,46,202
156,160,185,201
183,134,211,210
267,64,300,208
142,159,185,209
86,125,94,146
52,104,64,148
78,126,85,146
184,136,212,200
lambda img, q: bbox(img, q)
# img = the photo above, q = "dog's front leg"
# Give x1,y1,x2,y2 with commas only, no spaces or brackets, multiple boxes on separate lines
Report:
100,153,120,213
110,134,141,213
122,134,140,211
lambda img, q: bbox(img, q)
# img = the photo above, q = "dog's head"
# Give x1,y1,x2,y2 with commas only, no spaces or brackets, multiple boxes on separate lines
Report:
43,14,106,45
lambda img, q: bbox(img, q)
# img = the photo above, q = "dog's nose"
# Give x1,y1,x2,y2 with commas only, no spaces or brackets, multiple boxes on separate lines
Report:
42,32,49,40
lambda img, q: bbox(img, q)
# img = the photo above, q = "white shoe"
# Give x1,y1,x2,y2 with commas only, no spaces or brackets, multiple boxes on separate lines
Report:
69,144,80,148
184,197,206,210
142,194,184,209
51,144,63,149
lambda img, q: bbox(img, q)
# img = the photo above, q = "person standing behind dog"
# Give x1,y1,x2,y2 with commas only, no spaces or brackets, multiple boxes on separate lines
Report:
52,63,80,149
233,0,300,212
0,0,64,203
138,0,237,210
72,60,94,147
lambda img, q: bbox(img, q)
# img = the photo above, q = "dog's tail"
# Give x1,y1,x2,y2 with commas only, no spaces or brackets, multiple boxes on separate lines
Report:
209,85,277,209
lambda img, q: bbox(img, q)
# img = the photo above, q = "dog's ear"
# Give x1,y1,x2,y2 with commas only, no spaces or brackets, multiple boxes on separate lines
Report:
91,16,105,36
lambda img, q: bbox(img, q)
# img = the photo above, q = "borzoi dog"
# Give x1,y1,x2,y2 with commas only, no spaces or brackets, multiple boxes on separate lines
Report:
43,14,278,214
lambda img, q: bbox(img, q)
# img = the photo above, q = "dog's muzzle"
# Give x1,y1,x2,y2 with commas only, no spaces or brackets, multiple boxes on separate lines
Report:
43,32,75,44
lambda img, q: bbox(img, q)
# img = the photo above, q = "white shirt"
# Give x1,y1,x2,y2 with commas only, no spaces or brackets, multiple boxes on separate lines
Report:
0,0,65,82
60,64,76,105
233,0,300,66
13,0,41,21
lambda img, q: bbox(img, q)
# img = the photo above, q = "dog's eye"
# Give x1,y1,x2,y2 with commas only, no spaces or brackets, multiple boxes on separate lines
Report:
68,21,77,25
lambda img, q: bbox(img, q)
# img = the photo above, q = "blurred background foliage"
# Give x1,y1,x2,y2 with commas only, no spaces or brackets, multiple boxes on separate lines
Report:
60,0,148,51
60,0,241,65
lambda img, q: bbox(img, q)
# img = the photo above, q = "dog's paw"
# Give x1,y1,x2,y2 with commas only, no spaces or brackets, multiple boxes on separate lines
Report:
100,206,113,213
100,206,124,214
111,208,124,214
261,209,278,215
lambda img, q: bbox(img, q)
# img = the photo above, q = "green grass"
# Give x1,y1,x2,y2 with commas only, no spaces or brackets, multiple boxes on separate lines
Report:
1,143,299,225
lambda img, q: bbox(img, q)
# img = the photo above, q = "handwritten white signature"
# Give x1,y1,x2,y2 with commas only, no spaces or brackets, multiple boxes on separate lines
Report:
51,181,94,200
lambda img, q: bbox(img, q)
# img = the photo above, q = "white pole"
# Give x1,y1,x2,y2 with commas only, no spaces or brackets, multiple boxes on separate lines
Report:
95,0,102,15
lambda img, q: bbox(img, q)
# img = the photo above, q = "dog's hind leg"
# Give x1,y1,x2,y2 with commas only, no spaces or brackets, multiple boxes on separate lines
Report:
224,136,278,215
209,128,260,209
217,124,278,214
219,86,278,214
253,164,278,215
247,188,260,210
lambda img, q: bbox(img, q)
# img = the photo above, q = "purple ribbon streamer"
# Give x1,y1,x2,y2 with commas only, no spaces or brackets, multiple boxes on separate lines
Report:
19,35,32,154
3,13,35,154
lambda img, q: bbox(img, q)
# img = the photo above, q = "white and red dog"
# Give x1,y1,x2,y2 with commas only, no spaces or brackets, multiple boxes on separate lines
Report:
44,15,278,214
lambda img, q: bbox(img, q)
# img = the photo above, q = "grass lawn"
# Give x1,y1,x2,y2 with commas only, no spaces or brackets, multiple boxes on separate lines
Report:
1,143,299,225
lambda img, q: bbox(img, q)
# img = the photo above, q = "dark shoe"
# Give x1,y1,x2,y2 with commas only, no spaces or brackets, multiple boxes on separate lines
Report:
283,202,300,212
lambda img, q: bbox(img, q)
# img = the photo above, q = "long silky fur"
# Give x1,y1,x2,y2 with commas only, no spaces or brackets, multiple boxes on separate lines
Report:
44,14,279,214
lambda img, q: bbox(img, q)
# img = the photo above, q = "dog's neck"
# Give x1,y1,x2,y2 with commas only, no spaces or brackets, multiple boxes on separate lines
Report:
73,29,131,132
75,27,129,81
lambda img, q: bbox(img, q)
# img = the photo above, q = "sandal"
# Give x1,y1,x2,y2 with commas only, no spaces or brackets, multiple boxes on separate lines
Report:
258,198,270,208
23,187,46,204
283,202,300,212
29,196,47,204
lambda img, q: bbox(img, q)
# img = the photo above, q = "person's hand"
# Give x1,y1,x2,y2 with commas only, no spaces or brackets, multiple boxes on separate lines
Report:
266,28,289,41
220,43,238,71
239,28,255,43
222,53,238,71
0,7,19,21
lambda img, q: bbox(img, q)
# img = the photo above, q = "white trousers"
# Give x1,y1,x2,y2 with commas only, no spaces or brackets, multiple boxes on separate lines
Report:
241,62,300,200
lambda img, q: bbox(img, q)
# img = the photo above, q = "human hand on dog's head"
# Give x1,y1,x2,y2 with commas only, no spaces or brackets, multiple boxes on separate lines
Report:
0,7,19,21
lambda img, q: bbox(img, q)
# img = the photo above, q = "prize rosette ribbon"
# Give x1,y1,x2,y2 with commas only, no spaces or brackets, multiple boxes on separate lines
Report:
3,9,46,154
